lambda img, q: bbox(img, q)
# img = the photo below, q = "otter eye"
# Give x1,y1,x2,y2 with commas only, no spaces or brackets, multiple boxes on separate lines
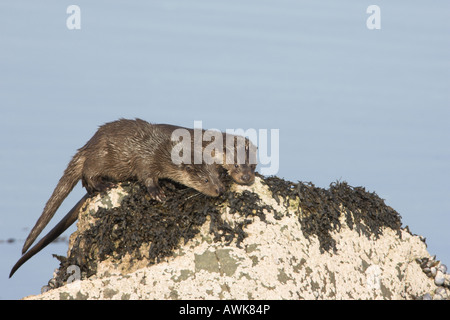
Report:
204,179,209,183
234,164,239,168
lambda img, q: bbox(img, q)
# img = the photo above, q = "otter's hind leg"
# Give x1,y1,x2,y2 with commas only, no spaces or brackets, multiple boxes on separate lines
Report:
82,176,117,194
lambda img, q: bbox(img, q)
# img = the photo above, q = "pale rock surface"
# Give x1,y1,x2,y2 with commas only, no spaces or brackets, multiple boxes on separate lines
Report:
24,177,448,300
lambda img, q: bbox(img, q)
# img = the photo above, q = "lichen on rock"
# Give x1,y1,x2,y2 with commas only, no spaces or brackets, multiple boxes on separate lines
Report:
262,176,403,253
51,175,272,287
26,175,449,300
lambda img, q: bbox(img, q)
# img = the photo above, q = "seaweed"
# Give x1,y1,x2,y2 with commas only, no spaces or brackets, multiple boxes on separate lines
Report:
51,174,402,288
52,174,271,287
262,176,402,253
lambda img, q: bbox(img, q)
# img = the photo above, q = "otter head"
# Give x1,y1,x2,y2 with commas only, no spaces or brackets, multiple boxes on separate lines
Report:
223,136,257,185
223,163,256,185
179,163,225,197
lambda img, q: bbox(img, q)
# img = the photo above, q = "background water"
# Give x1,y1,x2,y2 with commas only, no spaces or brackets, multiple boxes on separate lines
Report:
1,0,449,299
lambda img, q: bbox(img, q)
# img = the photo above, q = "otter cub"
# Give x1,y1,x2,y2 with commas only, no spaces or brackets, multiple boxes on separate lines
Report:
221,133,257,185
155,124,257,185
21,118,224,255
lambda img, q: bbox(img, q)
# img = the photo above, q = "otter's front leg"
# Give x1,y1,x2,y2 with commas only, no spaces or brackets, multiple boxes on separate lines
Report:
143,177,166,202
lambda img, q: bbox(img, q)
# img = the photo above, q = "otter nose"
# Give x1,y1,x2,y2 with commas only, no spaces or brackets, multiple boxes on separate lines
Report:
217,185,225,195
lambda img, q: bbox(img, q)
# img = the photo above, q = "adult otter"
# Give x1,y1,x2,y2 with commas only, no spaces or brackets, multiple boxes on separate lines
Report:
20,118,225,256
11,119,258,277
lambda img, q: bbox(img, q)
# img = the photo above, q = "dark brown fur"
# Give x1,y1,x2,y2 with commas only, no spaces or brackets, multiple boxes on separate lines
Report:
9,194,89,278
12,119,259,277
21,119,224,255
155,124,257,185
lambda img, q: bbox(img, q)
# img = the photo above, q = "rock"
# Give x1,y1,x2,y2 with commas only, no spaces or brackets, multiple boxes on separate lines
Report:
422,293,432,300
23,176,445,300
435,271,445,286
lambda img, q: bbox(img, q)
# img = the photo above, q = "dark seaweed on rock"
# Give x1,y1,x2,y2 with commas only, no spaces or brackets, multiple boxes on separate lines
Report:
52,174,272,287
51,174,402,288
262,175,402,253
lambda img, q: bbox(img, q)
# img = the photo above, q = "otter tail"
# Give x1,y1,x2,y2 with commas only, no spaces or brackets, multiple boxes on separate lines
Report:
10,193,88,278
22,152,85,254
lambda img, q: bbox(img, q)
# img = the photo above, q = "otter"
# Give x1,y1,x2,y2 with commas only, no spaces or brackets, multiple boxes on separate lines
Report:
155,124,257,185
11,119,258,277
220,133,257,185
20,118,225,256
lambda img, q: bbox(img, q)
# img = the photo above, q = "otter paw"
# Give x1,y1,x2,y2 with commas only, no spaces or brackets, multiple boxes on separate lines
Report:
95,181,117,193
147,186,166,202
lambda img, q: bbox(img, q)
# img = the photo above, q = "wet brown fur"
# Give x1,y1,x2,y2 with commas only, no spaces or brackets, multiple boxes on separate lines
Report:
155,124,257,185
12,119,258,277
9,194,89,278
21,118,224,255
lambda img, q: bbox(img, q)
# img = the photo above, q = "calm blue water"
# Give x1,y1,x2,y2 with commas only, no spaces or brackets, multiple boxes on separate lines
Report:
1,0,449,299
